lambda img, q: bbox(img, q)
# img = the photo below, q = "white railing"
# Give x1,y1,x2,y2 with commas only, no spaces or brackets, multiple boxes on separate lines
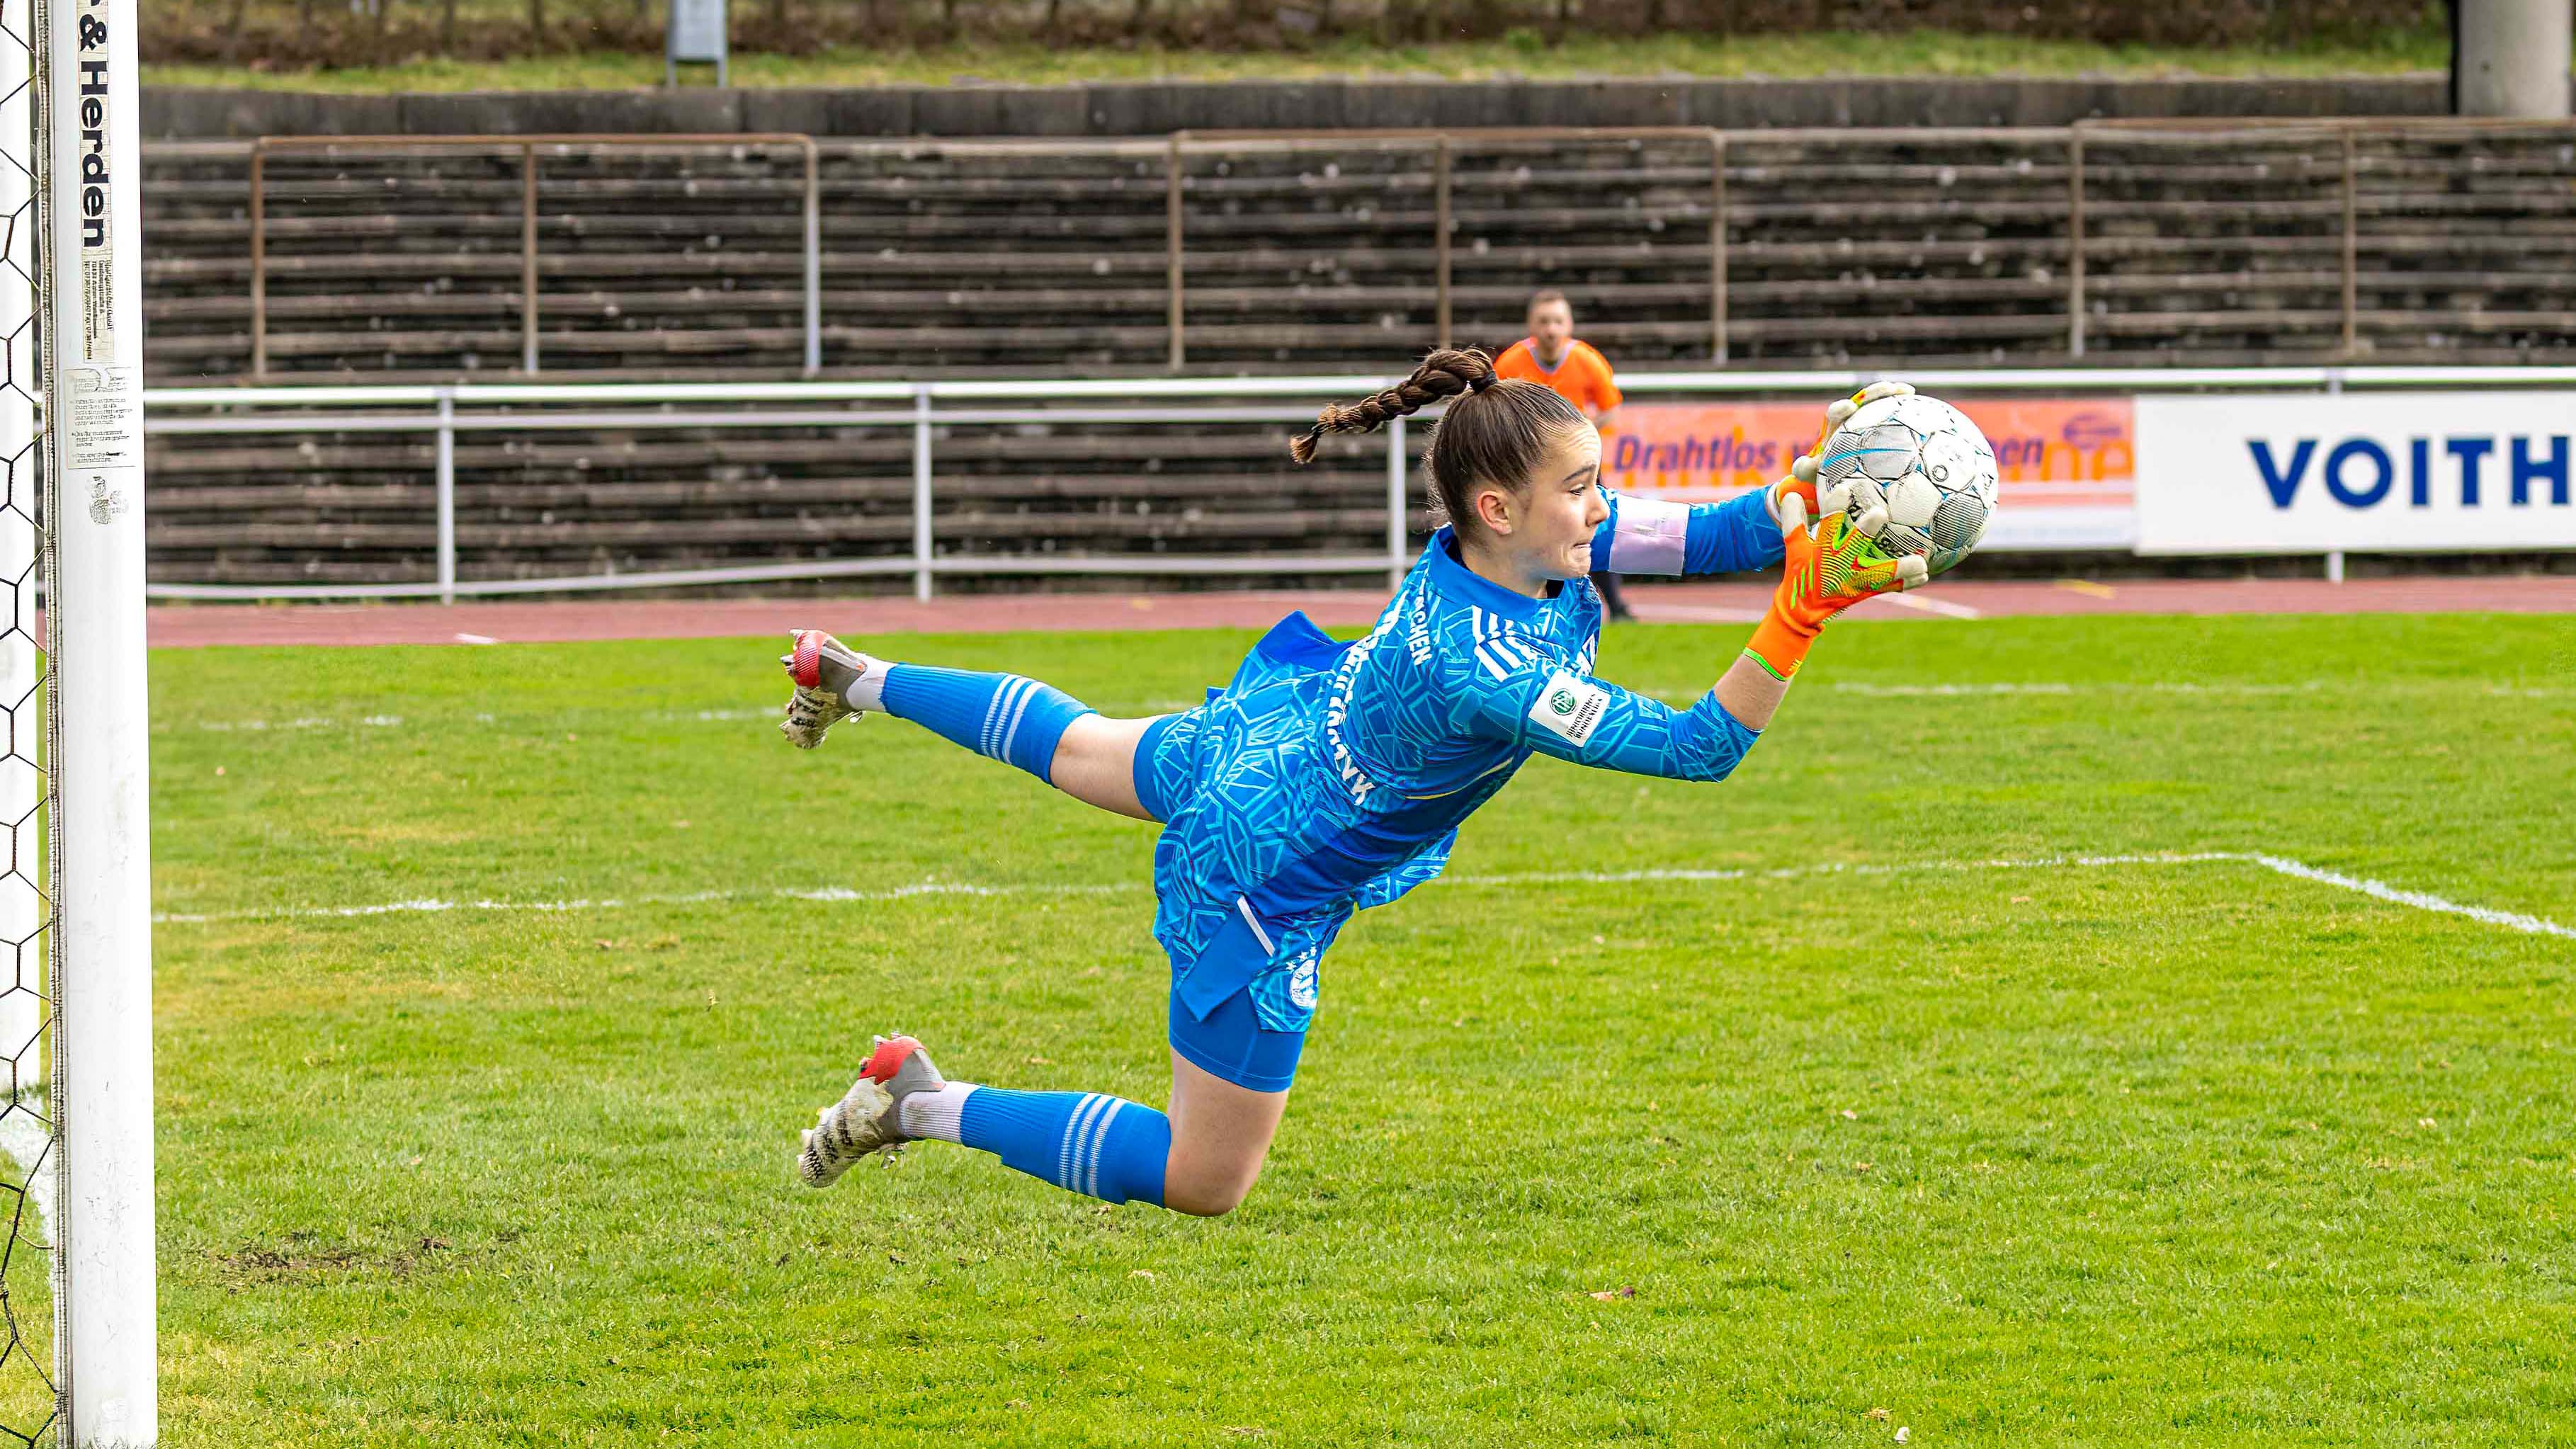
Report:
142,365,2576,603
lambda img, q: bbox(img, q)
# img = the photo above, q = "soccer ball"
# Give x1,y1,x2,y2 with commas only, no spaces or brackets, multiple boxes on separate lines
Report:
1814,394,1999,578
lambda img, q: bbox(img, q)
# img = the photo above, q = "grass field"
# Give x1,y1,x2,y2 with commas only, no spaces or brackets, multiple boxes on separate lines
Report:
138,612,2574,1445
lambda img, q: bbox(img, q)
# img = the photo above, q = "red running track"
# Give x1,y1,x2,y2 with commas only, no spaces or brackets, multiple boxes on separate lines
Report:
146,576,2576,649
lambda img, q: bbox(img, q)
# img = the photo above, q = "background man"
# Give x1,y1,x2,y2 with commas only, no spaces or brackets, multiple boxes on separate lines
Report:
1496,290,1633,620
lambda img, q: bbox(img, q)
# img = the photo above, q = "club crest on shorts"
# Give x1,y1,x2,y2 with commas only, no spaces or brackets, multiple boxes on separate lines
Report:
1527,669,1608,746
1286,949,1320,1011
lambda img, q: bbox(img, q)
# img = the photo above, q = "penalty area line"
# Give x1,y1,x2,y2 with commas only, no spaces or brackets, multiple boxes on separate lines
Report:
150,851,2574,941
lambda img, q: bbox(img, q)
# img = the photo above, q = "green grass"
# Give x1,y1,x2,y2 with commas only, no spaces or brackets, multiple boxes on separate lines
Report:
142,25,2459,93
142,613,2575,1445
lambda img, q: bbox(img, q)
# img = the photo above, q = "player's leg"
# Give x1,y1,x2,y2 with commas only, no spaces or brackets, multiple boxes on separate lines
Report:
795,1035,1289,1217
779,629,1161,821
1159,1050,1290,1215
796,976,1303,1215
1046,714,1159,822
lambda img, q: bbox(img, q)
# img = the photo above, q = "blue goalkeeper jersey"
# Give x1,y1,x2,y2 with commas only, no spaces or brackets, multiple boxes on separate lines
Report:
1145,486,1785,1032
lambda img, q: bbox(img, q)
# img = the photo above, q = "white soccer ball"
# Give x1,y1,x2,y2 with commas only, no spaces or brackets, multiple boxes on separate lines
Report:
1814,394,2000,578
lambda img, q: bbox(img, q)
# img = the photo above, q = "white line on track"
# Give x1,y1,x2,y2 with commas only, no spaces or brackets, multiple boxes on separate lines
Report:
1867,591,1985,620
154,850,2573,941
1630,606,1768,625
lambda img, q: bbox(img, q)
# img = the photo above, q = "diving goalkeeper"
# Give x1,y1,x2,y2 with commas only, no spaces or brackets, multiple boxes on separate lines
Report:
776,357,1921,1217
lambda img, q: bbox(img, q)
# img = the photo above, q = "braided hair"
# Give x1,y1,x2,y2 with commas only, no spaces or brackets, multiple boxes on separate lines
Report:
1290,348,1589,538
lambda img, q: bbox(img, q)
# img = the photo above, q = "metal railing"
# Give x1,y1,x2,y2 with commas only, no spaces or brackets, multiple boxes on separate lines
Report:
249,132,824,379
142,363,2576,605
216,118,2576,384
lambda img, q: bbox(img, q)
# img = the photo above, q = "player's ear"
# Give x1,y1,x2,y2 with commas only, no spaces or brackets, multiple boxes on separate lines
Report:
1473,484,1516,536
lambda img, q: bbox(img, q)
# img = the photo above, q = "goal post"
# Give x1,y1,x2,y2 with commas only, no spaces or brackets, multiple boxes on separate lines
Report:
32,0,156,1436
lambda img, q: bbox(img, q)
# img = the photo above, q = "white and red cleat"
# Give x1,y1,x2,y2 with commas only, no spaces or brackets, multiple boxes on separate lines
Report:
795,1034,948,1188
778,629,879,749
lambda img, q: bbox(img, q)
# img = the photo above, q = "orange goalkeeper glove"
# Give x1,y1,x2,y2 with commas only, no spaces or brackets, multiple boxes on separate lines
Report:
1769,378,1916,537
1742,491,1927,682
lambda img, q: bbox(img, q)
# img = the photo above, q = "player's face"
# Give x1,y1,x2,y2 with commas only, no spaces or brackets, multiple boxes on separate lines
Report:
1508,424,1608,582
1528,300,1573,351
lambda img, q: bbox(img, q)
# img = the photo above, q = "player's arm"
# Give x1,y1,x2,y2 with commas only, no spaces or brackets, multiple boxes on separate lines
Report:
1586,487,1782,579
1453,648,1761,785
1505,489,1925,768
1586,379,1919,579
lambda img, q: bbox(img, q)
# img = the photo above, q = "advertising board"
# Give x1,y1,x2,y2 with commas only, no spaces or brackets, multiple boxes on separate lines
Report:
1604,398,2136,550
2135,393,2576,554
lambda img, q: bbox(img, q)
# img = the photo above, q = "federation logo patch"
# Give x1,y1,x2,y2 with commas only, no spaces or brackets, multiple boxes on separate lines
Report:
1526,669,1608,746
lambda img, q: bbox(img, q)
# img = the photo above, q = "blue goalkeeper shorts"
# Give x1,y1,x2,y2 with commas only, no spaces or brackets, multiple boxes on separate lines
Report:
1136,708,1310,1093
1167,979,1306,1093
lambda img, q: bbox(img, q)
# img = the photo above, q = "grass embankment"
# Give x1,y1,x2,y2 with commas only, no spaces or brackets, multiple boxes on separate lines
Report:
145,26,2453,91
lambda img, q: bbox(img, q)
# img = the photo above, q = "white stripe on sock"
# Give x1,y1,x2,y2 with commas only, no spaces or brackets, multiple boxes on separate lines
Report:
994,678,1033,756
977,682,1003,755
1082,1098,1124,1199
997,679,1040,765
980,678,1026,757
1060,1093,1109,1189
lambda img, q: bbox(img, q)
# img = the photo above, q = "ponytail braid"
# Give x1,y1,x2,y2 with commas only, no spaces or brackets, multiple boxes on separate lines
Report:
1288,348,1499,465
1289,346,1588,540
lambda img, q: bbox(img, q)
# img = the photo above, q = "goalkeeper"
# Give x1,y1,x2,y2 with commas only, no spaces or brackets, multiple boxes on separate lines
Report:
777,353,1922,1216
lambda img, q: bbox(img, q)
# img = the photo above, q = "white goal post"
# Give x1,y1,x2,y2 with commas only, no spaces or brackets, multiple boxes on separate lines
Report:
28,0,155,1435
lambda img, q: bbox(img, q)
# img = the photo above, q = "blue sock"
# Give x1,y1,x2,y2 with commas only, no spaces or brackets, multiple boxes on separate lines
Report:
879,665,1094,785
958,1088,1170,1208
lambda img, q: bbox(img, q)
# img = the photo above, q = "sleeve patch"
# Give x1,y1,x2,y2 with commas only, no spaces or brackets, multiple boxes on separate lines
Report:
1527,670,1611,746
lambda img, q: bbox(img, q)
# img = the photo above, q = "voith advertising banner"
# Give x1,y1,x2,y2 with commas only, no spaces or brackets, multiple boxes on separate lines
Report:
2135,393,2576,555
1601,398,2136,550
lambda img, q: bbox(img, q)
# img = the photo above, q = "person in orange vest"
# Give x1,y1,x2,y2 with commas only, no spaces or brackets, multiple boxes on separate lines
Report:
1496,291,1633,620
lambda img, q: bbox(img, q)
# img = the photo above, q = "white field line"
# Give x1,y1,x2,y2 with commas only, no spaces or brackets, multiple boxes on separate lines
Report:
2245,854,2576,939
152,851,2574,941
1829,680,2566,699
170,701,1222,733
185,714,405,732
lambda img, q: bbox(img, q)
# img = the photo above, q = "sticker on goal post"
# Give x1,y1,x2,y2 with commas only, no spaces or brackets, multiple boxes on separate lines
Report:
64,0,142,477
1527,670,1610,746
69,366,138,474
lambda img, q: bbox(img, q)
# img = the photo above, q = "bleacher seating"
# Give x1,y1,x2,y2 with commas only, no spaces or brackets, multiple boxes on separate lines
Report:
137,123,2576,591
142,125,2576,382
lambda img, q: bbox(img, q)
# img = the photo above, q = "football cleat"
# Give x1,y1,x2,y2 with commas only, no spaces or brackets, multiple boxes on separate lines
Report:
778,629,878,749
795,1035,948,1188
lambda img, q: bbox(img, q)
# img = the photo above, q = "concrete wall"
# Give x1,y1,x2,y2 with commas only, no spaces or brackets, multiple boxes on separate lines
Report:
143,74,2448,140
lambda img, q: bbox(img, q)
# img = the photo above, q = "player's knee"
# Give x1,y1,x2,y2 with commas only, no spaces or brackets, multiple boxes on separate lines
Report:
1163,1176,1252,1217
1161,1152,1264,1216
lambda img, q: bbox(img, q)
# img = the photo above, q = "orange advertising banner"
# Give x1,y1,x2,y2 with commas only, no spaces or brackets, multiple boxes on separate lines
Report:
1600,398,2138,512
